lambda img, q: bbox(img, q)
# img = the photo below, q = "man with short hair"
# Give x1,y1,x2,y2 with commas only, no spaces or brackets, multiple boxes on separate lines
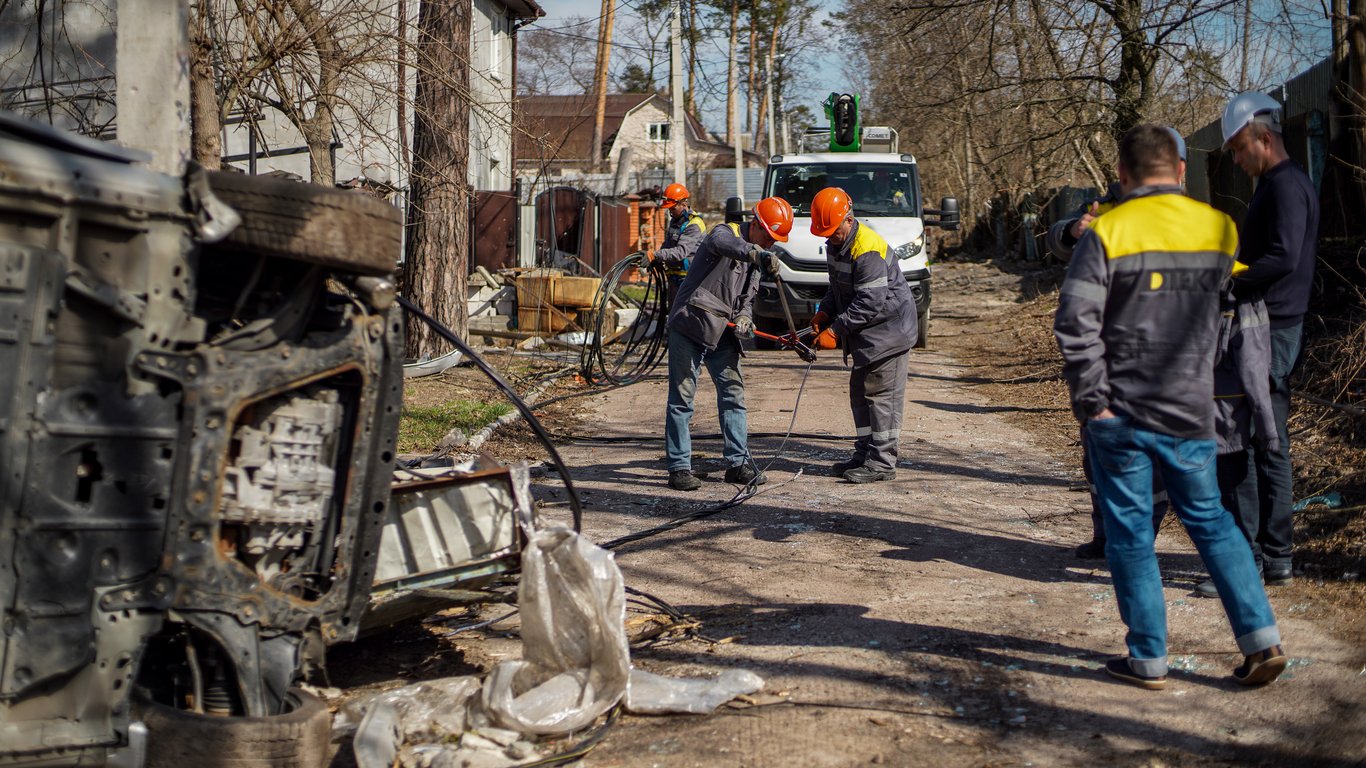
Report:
808,187,918,484
1220,92,1319,585
1054,124,1285,689
664,197,792,491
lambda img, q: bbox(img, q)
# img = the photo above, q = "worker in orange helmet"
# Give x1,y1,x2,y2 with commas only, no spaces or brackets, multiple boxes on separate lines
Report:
663,196,792,491
653,182,706,306
808,186,918,483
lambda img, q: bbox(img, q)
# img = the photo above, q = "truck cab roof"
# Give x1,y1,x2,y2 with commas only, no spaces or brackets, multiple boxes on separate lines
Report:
768,152,918,165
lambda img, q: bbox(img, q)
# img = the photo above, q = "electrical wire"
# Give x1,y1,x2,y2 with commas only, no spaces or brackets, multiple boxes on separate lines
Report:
580,252,671,386
398,295,584,532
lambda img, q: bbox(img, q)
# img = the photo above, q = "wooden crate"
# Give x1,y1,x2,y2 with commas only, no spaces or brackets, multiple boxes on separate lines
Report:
515,271,600,310
552,276,601,307
517,306,577,335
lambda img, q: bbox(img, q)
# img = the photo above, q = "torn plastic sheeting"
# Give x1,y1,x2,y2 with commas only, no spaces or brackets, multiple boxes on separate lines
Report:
350,526,764,765
626,668,764,714
482,526,631,733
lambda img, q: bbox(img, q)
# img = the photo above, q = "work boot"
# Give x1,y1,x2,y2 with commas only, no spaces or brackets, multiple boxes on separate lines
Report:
831,457,864,476
724,464,767,485
1263,564,1293,585
1193,578,1219,598
843,466,895,484
668,469,702,492
1103,658,1167,691
1075,539,1106,560
1233,645,1287,686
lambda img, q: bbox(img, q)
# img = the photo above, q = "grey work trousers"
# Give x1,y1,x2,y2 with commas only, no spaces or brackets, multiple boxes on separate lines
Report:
849,351,909,472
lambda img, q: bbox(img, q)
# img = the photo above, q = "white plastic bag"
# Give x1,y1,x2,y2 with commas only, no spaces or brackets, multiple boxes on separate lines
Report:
481,527,630,733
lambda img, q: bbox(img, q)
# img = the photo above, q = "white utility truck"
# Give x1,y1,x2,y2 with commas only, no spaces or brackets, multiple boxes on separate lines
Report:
747,113,959,349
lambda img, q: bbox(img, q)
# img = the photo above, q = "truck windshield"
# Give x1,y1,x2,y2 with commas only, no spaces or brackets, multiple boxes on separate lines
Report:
767,163,919,217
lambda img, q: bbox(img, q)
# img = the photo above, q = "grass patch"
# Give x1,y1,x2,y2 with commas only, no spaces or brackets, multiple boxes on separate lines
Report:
398,399,514,454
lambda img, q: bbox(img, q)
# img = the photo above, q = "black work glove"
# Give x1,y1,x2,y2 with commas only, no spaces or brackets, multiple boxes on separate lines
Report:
750,247,781,276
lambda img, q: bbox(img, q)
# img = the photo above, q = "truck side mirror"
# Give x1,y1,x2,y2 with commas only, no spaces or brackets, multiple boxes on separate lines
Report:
924,197,960,231
724,196,748,225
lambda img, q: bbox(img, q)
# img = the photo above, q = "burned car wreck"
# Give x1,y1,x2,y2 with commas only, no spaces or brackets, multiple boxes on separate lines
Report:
0,112,407,765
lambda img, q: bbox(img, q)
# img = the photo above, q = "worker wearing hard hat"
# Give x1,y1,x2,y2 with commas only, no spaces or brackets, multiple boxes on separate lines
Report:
664,197,793,492
652,182,706,306
1217,92,1319,587
807,187,918,483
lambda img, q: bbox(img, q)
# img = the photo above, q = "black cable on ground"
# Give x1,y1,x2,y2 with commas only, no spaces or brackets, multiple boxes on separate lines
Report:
521,705,622,767
398,295,584,532
600,361,816,553
581,252,670,386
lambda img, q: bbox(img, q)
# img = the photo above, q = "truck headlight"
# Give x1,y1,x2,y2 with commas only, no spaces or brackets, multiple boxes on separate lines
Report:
892,236,924,261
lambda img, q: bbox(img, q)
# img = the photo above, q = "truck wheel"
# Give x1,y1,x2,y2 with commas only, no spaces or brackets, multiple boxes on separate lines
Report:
207,171,402,276
139,688,331,768
915,308,929,349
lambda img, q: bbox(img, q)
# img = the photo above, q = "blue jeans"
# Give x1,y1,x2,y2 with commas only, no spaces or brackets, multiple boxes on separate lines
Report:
665,328,749,471
1085,413,1280,677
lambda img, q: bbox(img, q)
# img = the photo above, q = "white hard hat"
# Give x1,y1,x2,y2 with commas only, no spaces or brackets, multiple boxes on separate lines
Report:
1165,127,1187,162
1221,92,1282,147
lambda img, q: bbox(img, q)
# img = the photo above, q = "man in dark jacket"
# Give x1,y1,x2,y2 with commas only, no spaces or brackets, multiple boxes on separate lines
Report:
1220,92,1320,585
808,187,918,484
1054,124,1284,690
652,182,706,307
664,197,792,491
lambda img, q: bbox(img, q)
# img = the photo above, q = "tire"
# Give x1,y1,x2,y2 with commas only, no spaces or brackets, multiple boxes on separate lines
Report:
915,307,929,349
207,171,402,276
139,688,331,768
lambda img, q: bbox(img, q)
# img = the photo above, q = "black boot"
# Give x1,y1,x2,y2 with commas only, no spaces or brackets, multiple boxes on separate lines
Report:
668,469,702,491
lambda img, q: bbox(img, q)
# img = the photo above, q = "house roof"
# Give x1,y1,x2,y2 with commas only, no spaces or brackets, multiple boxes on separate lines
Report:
501,0,544,20
515,93,715,167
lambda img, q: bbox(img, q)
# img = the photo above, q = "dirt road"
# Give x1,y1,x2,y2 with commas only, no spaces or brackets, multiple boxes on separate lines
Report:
514,262,1364,767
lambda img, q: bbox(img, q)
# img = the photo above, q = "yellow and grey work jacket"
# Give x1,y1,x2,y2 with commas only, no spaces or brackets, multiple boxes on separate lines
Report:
1054,184,1238,439
655,210,705,277
818,220,917,367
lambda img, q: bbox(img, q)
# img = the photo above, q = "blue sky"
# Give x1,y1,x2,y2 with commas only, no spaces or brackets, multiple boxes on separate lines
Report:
524,0,846,136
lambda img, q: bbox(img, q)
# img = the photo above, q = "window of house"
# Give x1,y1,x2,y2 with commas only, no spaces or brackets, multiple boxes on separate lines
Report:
648,122,670,143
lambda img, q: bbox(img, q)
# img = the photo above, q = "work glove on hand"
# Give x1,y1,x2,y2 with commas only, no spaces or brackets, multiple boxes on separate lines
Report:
810,310,830,333
813,328,838,350
650,252,667,269
750,247,781,276
733,315,755,339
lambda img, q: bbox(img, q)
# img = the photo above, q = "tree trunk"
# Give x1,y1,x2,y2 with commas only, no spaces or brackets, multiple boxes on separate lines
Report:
726,0,737,145
1111,0,1155,142
686,0,697,115
746,4,757,140
189,3,221,170
405,0,472,359
754,39,769,156
590,0,614,172
287,0,339,185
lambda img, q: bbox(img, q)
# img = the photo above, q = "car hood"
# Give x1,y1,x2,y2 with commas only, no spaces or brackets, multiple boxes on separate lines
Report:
778,216,929,272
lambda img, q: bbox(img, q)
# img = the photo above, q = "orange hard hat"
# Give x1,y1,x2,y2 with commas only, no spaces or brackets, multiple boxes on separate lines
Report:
810,187,853,238
661,182,689,209
753,196,793,242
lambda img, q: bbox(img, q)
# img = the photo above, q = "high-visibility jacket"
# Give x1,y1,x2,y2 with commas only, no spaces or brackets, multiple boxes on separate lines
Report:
668,222,760,349
655,210,705,277
818,219,917,367
1054,184,1238,439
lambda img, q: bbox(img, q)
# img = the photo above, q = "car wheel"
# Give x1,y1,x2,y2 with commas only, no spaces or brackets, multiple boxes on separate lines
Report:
138,688,331,768
207,171,402,276
915,308,929,349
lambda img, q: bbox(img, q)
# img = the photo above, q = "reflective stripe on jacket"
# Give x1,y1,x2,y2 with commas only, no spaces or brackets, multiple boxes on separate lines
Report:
668,222,760,350
819,219,917,367
656,211,705,276
1054,184,1238,438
